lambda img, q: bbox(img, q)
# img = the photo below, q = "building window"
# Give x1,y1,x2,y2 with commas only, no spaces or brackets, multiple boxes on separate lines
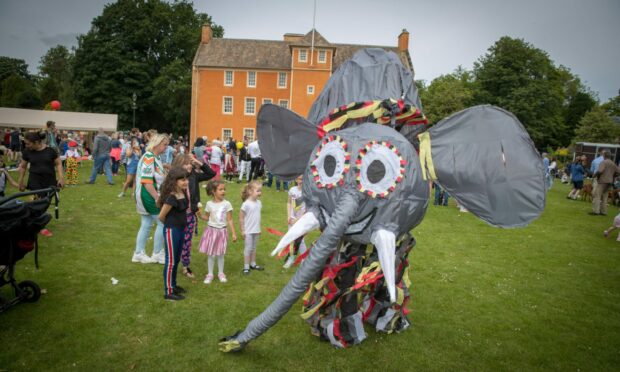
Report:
244,128,255,142
307,85,315,95
245,97,256,115
262,98,273,105
278,99,289,109
247,71,256,87
224,70,233,86
223,96,233,114
318,50,326,63
278,72,287,88
299,49,308,62
222,128,232,141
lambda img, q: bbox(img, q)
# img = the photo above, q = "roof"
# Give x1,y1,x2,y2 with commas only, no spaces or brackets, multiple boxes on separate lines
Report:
575,142,620,148
193,29,411,72
0,107,118,132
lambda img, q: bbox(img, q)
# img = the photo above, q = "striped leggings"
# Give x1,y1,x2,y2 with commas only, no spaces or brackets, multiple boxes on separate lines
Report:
163,226,183,296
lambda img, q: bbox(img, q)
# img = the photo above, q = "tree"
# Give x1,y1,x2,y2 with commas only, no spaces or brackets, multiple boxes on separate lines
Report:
473,37,565,149
0,57,32,100
1,73,41,108
420,67,474,124
601,90,620,117
38,45,77,110
557,66,597,145
72,0,223,132
574,106,620,143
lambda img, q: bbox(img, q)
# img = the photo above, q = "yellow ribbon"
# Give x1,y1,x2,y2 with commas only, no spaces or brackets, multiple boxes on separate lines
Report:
218,339,242,353
418,132,437,181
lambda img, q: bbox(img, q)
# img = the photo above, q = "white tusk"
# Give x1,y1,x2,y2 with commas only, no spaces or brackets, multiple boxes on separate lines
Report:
271,212,320,256
371,229,397,304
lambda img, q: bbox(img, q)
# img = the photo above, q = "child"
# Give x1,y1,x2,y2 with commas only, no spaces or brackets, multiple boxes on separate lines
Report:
240,181,264,274
603,212,620,241
172,153,216,278
198,180,237,283
0,158,19,197
283,175,307,268
64,141,81,185
158,167,190,301
224,149,237,182
567,158,586,200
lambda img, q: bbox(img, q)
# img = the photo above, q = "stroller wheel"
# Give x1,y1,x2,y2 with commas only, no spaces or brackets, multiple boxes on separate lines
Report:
16,280,41,303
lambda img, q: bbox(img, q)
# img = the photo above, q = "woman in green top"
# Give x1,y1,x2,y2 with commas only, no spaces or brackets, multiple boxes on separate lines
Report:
132,134,169,264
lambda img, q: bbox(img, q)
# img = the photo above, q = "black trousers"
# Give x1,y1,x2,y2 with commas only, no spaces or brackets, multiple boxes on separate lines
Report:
249,157,261,181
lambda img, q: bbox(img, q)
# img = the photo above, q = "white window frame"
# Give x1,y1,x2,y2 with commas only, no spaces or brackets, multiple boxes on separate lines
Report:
224,70,234,86
278,72,287,89
262,98,273,105
298,49,308,62
278,99,289,109
245,97,256,116
222,128,232,141
318,50,327,63
243,128,255,142
247,71,256,88
307,85,315,95
222,96,233,115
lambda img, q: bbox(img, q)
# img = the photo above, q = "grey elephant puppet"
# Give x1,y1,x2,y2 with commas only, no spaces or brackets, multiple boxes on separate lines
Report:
219,48,545,352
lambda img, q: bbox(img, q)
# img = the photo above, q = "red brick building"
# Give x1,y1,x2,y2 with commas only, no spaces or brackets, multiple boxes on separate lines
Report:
190,26,413,145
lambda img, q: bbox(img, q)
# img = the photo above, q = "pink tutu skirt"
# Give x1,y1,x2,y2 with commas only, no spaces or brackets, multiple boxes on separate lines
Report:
198,226,228,255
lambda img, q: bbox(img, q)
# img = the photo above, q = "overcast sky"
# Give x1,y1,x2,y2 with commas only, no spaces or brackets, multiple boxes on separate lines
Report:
0,0,618,101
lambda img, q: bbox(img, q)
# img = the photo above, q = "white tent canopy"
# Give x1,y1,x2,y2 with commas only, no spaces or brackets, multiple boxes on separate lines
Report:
0,107,118,132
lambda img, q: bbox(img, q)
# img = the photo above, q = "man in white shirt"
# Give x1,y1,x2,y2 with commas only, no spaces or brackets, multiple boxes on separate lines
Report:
247,138,262,181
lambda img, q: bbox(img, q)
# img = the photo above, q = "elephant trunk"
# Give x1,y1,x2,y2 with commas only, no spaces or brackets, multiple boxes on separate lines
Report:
235,189,363,345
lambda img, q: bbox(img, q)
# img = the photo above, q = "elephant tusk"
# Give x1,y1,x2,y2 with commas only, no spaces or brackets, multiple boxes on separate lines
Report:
371,229,397,304
271,212,320,256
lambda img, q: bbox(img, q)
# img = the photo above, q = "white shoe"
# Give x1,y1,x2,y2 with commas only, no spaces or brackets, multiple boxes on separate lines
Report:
151,252,165,264
283,256,295,269
132,252,153,264
204,274,214,284
118,192,124,198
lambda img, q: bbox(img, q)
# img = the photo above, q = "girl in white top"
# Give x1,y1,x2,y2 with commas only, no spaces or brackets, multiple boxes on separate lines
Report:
240,181,264,274
198,180,237,283
284,175,308,268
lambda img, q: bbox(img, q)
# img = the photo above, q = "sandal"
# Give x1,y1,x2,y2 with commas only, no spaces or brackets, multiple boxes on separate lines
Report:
183,266,195,278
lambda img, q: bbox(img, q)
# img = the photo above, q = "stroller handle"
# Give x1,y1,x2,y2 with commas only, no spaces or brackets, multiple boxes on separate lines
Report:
0,187,60,206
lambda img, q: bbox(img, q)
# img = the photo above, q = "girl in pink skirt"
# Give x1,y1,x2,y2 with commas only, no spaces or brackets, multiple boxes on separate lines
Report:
198,180,237,283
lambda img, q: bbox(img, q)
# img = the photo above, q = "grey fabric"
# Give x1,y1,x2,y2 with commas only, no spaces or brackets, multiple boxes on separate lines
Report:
235,190,362,344
307,48,422,126
256,104,318,181
428,105,546,228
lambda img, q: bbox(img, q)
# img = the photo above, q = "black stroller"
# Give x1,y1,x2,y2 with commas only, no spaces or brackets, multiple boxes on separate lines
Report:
0,187,59,313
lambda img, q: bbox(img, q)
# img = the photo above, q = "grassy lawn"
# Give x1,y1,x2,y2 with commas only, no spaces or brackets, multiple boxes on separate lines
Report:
1,162,619,371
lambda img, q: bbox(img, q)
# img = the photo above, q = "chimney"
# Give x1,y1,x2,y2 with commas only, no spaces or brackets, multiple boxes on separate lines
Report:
398,29,409,51
201,24,212,44
283,33,304,42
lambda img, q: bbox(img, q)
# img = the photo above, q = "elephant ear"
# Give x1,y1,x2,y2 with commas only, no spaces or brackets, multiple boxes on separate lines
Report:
257,104,320,181
422,105,545,228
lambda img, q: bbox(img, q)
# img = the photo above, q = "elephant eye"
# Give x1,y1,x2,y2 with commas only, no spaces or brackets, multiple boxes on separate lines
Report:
356,141,406,198
311,135,350,189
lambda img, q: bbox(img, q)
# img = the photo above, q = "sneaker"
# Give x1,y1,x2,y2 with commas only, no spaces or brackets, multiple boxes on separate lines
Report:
118,192,125,198
132,252,153,264
40,229,53,237
242,268,250,275
164,293,185,301
250,264,264,271
204,274,214,284
173,286,186,294
151,252,166,264
218,273,228,283
283,256,295,269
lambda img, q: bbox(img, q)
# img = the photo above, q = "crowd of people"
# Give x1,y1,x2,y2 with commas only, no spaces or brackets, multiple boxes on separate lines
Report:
3,122,620,301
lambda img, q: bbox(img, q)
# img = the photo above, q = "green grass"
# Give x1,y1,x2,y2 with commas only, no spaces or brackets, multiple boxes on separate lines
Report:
1,162,619,371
